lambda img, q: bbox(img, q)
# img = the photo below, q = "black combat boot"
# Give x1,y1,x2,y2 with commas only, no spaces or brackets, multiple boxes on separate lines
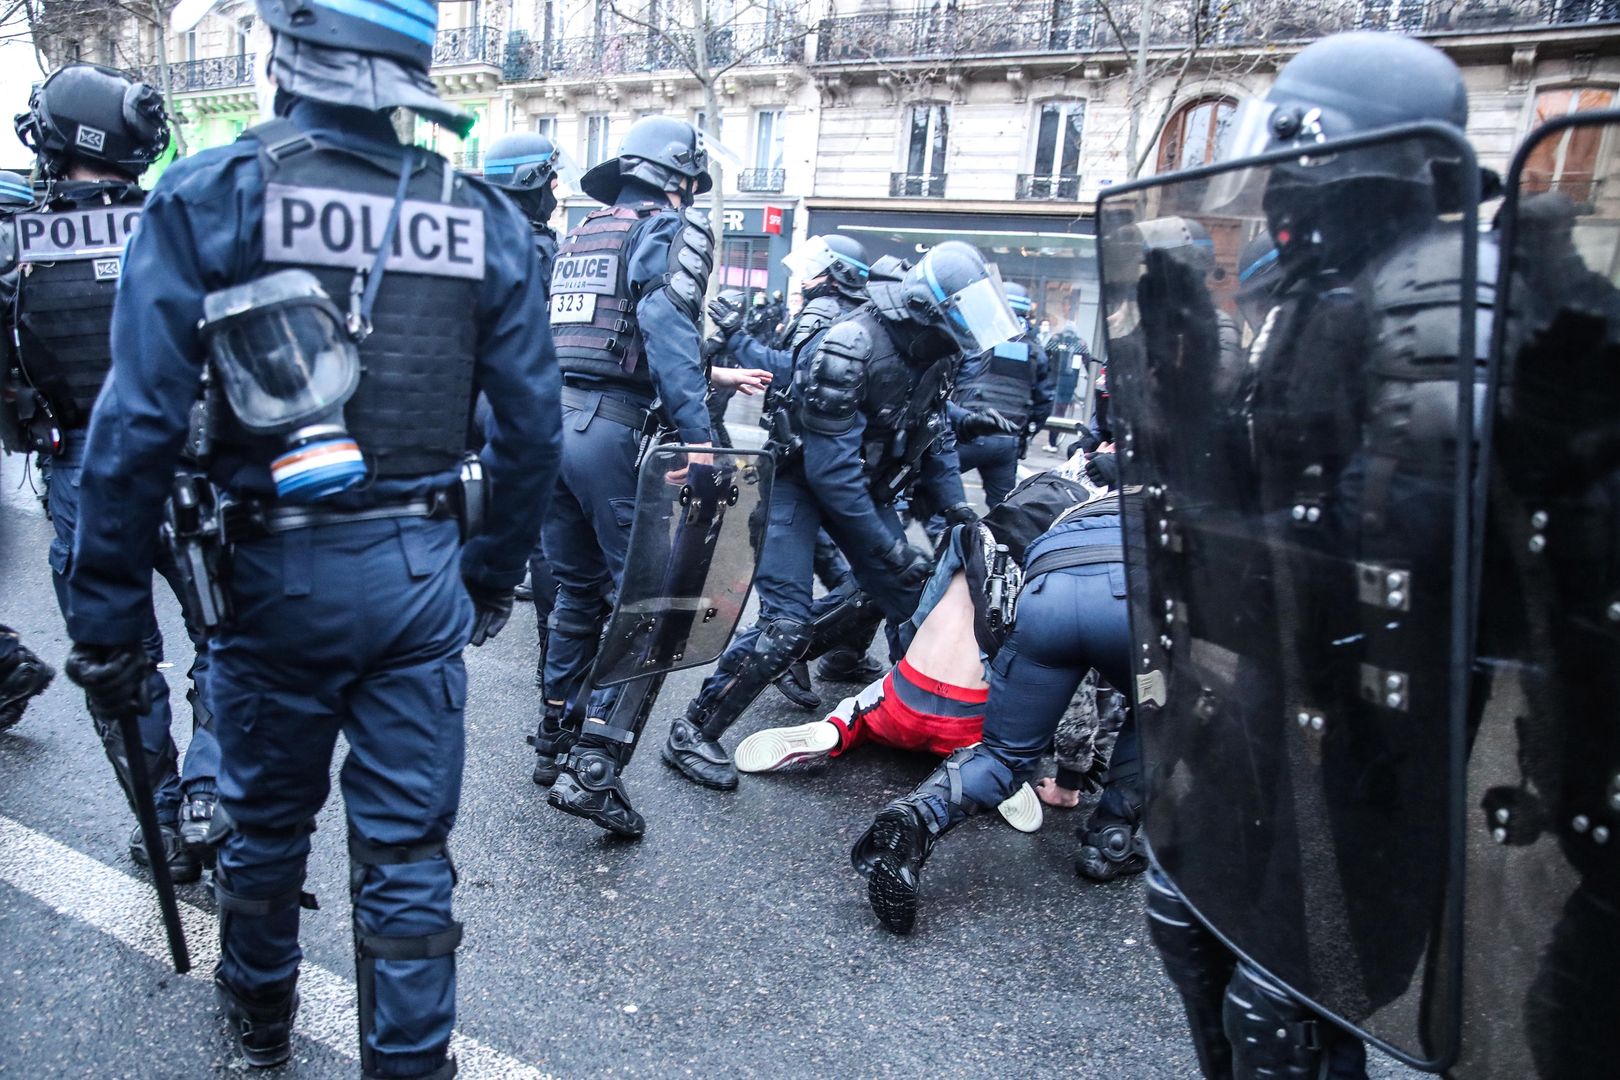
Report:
548,745,645,838
178,788,217,868
661,715,738,790
130,822,201,885
215,971,299,1068
528,701,570,787
815,647,883,684
0,640,54,732
1075,819,1148,882
771,660,820,710
851,795,945,935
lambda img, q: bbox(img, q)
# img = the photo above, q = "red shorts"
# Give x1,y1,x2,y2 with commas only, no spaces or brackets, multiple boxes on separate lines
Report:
826,658,987,758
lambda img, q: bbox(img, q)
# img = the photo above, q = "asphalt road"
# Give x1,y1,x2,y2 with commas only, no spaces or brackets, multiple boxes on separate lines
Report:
0,444,1420,1079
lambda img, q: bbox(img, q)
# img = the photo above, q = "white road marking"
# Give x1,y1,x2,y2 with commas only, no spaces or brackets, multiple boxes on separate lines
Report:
0,815,551,1079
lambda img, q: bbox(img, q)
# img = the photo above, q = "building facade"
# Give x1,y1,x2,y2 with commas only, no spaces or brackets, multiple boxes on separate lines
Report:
25,0,1620,348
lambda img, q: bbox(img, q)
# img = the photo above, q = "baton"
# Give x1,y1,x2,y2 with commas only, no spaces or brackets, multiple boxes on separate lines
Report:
114,707,192,973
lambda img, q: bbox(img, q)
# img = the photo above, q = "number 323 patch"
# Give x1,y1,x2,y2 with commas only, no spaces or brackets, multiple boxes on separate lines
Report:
550,291,597,323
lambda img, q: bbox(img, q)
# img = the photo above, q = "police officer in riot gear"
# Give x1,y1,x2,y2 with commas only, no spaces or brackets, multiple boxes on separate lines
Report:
946,281,1056,507
662,240,1021,789
60,1,559,1072
534,114,716,837
4,63,224,882
1107,32,1491,1077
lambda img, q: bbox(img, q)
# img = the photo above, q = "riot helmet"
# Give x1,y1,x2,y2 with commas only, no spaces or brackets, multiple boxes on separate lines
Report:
0,170,34,208
200,269,366,503
255,0,473,136
580,115,712,206
783,233,871,296
15,63,169,181
482,131,580,226
1004,282,1034,323
896,241,1022,355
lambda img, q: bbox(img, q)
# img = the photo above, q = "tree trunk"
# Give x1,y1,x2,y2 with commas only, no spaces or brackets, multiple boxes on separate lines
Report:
1123,0,1151,179
152,1,188,159
691,0,725,304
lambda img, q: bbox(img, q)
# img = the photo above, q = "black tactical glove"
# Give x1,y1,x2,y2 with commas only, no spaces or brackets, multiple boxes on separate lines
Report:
65,643,154,721
957,407,1019,441
465,579,515,647
942,503,979,529
1083,451,1120,490
880,537,934,590
706,292,745,338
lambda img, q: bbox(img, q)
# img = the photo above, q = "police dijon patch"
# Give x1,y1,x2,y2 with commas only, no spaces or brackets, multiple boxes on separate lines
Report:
263,183,485,281
15,207,142,262
550,252,620,295
92,257,121,280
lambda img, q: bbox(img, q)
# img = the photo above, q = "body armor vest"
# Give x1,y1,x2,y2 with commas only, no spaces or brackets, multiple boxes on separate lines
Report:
13,187,144,428
851,310,953,481
533,225,557,294
954,334,1036,429
551,203,662,391
235,122,482,479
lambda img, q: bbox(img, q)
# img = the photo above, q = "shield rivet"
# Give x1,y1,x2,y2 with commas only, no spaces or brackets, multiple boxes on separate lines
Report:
1385,572,1404,590
1385,674,1404,691
1159,635,1174,651
1297,712,1311,727
1292,505,1307,521
1159,534,1170,548
1608,775,1620,810
1530,510,1548,529
1573,814,1591,833
1492,827,1508,844
1528,534,1546,554
1594,826,1611,844
1607,602,1620,623
1495,807,1511,824
1385,591,1405,608
1385,693,1405,709
1310,715,1325,732
1306,506,1321,523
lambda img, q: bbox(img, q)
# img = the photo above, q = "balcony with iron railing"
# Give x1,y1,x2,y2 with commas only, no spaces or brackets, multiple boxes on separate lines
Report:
145,53,255,93
454,150,483,171
891,172,947,198
1018,173,1082,199
812,0,1620,65
434,25,500,66
738,168,786,193
504,21,805,82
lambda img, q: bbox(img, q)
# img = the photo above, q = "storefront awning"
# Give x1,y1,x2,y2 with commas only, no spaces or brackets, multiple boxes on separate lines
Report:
838,224,1095,259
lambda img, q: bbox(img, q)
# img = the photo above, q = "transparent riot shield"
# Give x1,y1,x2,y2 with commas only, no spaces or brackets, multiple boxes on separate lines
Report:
1097,123,1481,1066
591,445,773,686
1455,109,1620,1079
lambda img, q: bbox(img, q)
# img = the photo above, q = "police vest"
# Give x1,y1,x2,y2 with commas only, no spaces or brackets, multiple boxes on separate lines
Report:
954,335,1036,429
244,120,484,479
851,309,954,480
12,189,144,427
533,225,558,297
550,203,662,391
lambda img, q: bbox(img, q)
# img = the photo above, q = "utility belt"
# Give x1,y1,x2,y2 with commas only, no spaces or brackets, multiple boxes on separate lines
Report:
160,457,487,633
763,391,802,471
561,384,671,471
867,411,946,507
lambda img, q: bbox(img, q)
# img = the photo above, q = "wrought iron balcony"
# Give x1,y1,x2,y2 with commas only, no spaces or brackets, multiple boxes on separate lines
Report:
434,25,499,66
738,168,786,193
454,150,482,171
504,21,805,82
1018,173,1082,199
146,54,256,93
891,172,946,198
813,0,1620,65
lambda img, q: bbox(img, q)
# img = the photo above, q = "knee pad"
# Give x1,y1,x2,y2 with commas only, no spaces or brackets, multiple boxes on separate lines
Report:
547,605,605,640
347,833,461,1078
693,619,811,738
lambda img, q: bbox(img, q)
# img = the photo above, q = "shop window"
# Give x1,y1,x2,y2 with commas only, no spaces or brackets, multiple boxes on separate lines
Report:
1023,100,1084,198
585,115,611,167
896,104,948,197
1156,96,1237,173
1522,86,1616,202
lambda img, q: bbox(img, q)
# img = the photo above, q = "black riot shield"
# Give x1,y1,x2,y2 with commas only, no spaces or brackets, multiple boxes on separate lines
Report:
591,445,773,686
1456,109,1620,1079
1098,123,1481,1066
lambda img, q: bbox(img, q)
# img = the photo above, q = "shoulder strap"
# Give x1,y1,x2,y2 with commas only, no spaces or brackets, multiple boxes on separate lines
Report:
241,118,317,170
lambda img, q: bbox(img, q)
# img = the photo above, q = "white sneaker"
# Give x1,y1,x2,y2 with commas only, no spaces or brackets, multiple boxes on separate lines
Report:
735,720,841,773
996,782,1044,833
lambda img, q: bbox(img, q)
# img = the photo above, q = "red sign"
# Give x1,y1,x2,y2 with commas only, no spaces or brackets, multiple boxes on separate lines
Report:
763,205,784,235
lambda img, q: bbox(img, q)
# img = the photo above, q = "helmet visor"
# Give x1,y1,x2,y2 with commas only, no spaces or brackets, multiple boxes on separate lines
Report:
927,261,1022,354
782,235,870,281
202,271,360,435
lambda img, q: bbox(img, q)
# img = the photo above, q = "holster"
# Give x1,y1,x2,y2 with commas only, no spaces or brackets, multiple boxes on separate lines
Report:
161,472,233,632
456,453,488,542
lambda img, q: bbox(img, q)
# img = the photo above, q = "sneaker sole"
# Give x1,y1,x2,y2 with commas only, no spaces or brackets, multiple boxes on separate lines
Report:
659,744,739,790
735,722,839,774
996,783,1044,834
863,812,919,935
